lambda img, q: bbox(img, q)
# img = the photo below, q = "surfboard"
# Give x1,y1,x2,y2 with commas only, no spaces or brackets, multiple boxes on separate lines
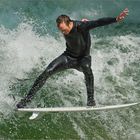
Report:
17,102,139,120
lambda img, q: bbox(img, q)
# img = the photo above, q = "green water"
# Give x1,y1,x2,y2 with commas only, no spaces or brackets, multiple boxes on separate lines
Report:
0,0,140,139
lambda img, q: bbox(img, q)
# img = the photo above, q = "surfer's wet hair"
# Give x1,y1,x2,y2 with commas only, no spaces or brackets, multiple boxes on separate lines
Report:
56,15,72,27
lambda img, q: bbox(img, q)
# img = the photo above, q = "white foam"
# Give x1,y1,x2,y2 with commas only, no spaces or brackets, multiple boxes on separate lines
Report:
0,22,65,114
89,34,140,138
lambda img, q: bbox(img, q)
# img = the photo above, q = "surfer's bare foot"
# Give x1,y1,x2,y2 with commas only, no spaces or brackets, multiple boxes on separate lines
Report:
87,99,96,107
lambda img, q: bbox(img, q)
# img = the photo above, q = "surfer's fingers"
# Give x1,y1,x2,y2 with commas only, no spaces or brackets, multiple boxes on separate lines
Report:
124,11,129,15
124,8,129,12
123,8,129,15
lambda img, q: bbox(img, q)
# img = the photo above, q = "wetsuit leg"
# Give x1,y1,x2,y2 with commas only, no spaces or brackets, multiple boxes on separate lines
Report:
16,53,78,108
78,55,95,106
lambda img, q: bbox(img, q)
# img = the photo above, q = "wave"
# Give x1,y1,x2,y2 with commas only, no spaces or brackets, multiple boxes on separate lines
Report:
0,1,140,139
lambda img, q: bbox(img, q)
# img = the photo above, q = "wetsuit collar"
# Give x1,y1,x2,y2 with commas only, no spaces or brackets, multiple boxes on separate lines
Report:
68,20,75,34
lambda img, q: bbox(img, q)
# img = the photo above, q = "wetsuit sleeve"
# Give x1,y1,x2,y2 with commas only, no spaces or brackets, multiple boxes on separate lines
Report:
80,17,117,30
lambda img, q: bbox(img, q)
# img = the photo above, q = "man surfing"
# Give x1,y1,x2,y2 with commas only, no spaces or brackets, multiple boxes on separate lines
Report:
16,8,128,108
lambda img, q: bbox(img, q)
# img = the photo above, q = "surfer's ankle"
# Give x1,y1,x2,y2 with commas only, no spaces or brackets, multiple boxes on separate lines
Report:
16,99,27,108
87,99,96,106
16,101,26,108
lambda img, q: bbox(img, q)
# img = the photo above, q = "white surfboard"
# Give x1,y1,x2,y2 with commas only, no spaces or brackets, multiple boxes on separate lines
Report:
17,102,139,120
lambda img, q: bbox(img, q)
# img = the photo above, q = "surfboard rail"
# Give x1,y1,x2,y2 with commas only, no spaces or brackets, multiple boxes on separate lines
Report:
17,102,139,113
17,102,139,120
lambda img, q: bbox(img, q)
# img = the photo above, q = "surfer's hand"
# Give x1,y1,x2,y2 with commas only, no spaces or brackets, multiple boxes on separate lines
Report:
81,18,89,22
116,8,129,22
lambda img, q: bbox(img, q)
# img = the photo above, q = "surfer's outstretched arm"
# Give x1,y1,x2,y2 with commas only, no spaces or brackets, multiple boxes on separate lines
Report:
82,17,117,30
80,8,129,30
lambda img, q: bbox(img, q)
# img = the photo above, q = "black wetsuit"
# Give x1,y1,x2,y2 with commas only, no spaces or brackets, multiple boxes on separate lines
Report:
17,17,117,108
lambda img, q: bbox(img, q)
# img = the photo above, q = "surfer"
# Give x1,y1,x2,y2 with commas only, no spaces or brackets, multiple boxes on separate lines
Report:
16,8,128,108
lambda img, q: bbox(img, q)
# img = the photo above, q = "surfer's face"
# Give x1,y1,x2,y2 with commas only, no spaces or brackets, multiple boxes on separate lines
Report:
58,22,73,35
